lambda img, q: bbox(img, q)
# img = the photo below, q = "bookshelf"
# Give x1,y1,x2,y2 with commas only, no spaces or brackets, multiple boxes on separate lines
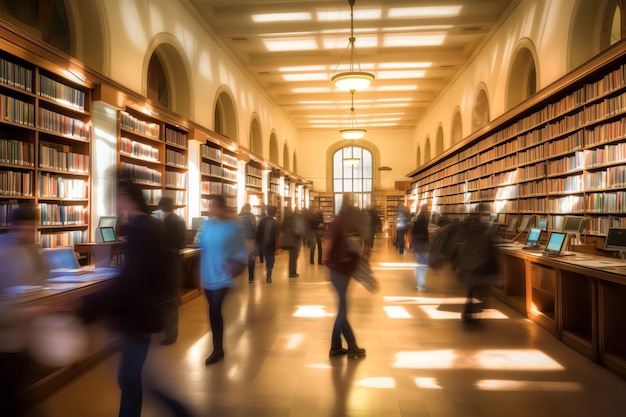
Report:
199,138,238,214
408,39,626,379
268,170,281,221
0,49,92,248
118,108,188,219
245,160,264,218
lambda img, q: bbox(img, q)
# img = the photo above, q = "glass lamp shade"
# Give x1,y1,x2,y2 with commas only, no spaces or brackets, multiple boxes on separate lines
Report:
340,128,367,140
332,71,374,91
343,157,361,166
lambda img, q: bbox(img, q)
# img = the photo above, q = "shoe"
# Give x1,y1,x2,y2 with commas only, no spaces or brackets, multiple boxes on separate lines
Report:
249,280,254,284
347,348,366,359
161,338,176,346
329,347,348,357
417,287,428,292
289,273,299,278
205,351,224,365
318,261,323,265
461,313,477,323
266,277,272,283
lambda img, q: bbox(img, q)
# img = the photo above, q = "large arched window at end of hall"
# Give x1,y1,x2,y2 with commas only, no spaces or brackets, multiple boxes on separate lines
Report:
0,0,71,54
506,43,538,111
214,89,238,141
333,146,373,210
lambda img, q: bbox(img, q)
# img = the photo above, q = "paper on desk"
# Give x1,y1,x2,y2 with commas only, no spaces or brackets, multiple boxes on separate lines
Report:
569,259,626,268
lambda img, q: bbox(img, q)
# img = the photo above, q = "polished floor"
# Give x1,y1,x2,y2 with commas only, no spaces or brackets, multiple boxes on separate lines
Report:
37,239,626,417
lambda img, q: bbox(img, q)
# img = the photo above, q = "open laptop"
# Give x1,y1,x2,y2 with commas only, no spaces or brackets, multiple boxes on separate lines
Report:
100,226,117,242
542,232,567,257
522,228,542,249
44,247,120,280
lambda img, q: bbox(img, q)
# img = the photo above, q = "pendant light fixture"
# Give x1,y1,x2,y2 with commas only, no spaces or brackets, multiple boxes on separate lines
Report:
340,91,366,140
331,0,374,92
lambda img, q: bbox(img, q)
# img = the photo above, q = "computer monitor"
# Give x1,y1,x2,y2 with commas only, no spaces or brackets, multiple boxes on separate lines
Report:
506,218,518,232
562,216,585,234
537,219,548,230
98,216,117,228
518,215,536,232
100,226,117,242
191,217,204,230
43,247,80,270
544,232,567,256
525,228,542,246
604,228,626,252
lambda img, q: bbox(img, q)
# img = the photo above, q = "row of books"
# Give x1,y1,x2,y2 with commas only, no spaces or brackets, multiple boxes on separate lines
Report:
163,189,185,205
246,164,262,178
585,192,626,213
142,188,162,206
165,149,185,167
586,64,626,100
165,171,186,188
165,127,186,147
519,180,546,197
586,116,626,145
121,111,160,139
38,74,85,111
37,173,88,199
39,203,87,226
201,144,221,162
120,162,162,185
0,138,34,166
0,57,33,92
245,176,263,188
584,90,626,123
1,94,34,126
201,162,237,181
120,136,159,161
0,170,32,196
38,108,90,140
39,144,89,173
586,216,626,236
546,152,584,175
201,180,222,194
586,141,626,167
39,230,88,249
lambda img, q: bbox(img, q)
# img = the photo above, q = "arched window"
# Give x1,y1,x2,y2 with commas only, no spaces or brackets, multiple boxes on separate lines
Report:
147,53,169,108
214,90,237,140
506,45,538,110
332,146,373,209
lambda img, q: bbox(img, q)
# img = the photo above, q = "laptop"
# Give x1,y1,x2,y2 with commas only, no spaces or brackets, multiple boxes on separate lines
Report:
523,228,542,249
44,247,86,276
542,232,567,257
100,226,117,242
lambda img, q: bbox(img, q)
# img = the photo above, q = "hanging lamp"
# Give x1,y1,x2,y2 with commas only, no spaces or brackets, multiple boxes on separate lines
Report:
331,0,374,92
340,91,366,140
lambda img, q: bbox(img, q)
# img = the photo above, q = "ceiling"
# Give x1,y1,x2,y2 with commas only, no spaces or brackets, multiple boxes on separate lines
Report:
184,0,517,133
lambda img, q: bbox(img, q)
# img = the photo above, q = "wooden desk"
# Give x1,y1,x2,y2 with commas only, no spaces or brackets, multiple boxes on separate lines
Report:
180,248,201,304
74,241,126,267
495,244,626,379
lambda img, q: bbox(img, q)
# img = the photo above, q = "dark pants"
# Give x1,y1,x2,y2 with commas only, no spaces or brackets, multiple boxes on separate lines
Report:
162,298,179,342
118,335,151,417
397,228,407,254
204,287,230,353
288,245,300,275
261,246,275,269
329,269,359,350
309,231,323,264
0,351,29,417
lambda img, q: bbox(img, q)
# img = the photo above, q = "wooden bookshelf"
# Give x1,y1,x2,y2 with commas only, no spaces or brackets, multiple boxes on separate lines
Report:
199,137,237,214
408,39,626,379
245,160,264,218
0,48,92,248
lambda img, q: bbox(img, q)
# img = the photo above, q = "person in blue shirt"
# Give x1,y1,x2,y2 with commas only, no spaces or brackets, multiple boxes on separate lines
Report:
198,195,247,365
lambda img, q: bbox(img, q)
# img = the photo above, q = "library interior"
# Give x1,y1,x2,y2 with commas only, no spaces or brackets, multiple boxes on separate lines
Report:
2,1,626,416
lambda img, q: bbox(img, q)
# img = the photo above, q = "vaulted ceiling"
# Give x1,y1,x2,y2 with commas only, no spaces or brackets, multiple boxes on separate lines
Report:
184,0,517,132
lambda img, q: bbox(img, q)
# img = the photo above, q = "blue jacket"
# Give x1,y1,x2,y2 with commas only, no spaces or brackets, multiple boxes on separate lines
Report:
199,218,248,290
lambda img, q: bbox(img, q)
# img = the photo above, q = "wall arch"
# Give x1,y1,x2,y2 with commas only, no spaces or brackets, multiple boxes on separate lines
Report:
249,115,262,155
416,145,422,167
293,152,298,175
144,34,192,118
424,137,432,163
282,142,290,170
325,140,382,191
435,126,444,155
213,86,238,141
269,133,279,165
69,0,108,74
506,40,539,110
472,84,490,132
451,108,463,145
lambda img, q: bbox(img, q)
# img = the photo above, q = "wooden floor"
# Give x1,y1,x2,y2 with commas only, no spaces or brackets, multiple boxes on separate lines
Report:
34,239,626,417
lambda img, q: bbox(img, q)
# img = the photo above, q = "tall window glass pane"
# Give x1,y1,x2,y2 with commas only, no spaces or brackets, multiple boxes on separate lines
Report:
332,146,373,209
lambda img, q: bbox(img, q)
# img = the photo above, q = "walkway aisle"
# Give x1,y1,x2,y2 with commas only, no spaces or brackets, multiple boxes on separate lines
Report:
37,239,626,417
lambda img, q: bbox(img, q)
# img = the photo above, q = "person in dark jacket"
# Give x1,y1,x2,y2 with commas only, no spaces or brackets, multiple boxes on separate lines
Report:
158,196,186,345
280,207,303,277
323,193,368,359
238,203,258,282
396,205,410,254
411,206,430,291
308,207,325,265
76,181,191,417
256,206,279,282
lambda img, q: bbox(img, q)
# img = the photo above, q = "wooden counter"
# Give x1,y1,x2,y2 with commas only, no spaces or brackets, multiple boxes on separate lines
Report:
494,243,626,379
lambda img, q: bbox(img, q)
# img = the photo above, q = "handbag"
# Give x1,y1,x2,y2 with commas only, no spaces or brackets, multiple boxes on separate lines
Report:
344,233,363,257
352,257,378,293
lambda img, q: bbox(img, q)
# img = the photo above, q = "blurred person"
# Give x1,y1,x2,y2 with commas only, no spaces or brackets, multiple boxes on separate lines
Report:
0,204,51,417
411,205,430,292
280,206,303,277
365,205,380,248
256,206,280,283
308,207,325,265
158,196,186,345
75,180,192,417
323,193,369,359
396,204,410,254
198,195,247,365
238,203,258,283
455,204,500,323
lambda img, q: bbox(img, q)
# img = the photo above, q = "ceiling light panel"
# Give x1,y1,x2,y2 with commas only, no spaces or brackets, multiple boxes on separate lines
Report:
383,34,446,47
387,6,463,18
252,12,311,23
282,73,329,82
263,38,318,51
378,62,432,69
377,71,426,79
323,35,378,49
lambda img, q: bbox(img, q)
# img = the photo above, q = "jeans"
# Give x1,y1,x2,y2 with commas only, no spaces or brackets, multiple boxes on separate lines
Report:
329,269,358,350
413,251,429,289
288,245,300,275
309,231,323,264
204,287,230,353
118,335,151,417
397,228,407,254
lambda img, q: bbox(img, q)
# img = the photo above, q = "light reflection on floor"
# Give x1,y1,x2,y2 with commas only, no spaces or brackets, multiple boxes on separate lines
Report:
393,349,564,370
